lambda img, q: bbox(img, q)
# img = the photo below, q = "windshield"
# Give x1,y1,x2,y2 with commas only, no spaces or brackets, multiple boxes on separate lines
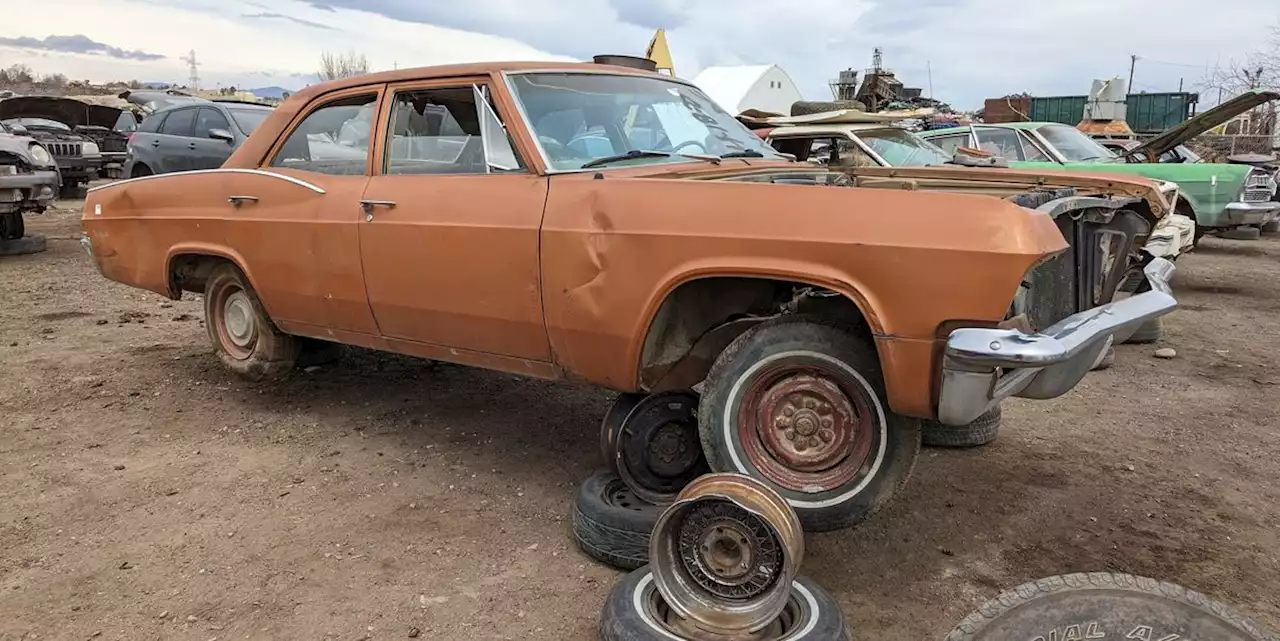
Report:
1035,124,1117,162
229,108,271,134
3,117,70,132
858,128,951,166
507,72,787,170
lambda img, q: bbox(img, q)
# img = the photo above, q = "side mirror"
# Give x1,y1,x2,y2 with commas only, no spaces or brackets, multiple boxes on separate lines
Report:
8,123,29,136
208,128,234,143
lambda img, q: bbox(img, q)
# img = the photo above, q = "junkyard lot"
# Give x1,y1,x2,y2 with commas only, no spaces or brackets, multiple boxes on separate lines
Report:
2,195,1280,641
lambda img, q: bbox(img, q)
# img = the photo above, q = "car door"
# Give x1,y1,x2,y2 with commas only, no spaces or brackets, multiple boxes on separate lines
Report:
155,107,197,173
192,107,235,170
226,87,385,336
357,77,550,362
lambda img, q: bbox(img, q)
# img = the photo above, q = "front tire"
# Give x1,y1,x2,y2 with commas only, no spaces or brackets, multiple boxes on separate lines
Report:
698,316,920,532
203,263,298,380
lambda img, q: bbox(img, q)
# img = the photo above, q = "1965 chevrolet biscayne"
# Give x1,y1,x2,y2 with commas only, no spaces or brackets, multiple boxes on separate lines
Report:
80,61,1177,531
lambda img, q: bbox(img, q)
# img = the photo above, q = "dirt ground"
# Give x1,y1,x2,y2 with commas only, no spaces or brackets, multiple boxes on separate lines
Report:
3,190,1280,641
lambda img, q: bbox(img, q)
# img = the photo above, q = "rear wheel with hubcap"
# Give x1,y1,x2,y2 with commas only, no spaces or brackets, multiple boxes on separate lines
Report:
698,316,920,532
204,263,298,380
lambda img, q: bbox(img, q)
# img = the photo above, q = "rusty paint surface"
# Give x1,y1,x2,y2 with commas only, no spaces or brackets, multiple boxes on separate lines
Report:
81,61,1075,421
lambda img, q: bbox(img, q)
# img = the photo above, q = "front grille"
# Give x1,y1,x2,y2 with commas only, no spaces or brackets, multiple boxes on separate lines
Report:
1242,169,1277,203
46,142,83,158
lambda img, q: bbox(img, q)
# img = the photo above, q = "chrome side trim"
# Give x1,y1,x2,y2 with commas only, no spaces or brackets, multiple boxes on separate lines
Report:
87,168,327,194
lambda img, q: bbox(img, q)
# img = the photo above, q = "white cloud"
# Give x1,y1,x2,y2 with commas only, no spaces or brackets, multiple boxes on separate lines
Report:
0,0,1276,106
0,0,571,90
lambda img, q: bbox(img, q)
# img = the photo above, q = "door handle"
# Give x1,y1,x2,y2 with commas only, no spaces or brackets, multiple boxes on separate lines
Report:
188,143,197,150
227,195,259,206
151,141,160,147
359,200,396,221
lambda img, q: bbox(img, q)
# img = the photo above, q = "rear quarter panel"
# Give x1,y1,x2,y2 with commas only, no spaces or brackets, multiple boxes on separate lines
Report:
540,174,1066,416
81,171,325,324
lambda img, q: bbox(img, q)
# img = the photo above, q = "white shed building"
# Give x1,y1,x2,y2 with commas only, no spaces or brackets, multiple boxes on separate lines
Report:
691,65,803,116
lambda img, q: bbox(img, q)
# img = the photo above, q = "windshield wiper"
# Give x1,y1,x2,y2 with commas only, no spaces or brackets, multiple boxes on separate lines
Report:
580,149,721,169
720,149,765,159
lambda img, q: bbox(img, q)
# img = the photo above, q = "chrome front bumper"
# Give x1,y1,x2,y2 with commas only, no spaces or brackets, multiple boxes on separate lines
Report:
937,257,1177,426
1222,201,1280,226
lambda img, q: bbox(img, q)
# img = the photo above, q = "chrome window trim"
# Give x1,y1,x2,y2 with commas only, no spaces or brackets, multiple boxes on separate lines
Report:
86,168,327,194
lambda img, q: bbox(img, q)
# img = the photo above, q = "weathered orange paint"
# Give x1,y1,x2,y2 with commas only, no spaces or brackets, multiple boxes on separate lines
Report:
82,61,1079,420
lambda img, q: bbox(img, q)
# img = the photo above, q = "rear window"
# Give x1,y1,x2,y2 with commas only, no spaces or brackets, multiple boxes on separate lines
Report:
229,108,271,134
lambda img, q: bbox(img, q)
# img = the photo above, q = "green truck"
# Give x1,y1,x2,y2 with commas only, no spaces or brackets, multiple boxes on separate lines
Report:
921,89,1280,240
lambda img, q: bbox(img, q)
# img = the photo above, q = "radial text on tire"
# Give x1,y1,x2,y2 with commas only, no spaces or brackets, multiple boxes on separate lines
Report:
203,263,299,380
698,316,921,533
944,572,1277,641
599,567,852,641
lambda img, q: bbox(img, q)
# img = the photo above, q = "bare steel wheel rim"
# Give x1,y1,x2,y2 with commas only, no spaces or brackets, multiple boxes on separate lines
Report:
650,473,804,634
212,285,257,360
738,357,877,494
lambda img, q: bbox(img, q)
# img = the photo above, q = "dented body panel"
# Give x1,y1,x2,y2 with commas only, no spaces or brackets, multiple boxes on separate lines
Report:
82,61,1117,422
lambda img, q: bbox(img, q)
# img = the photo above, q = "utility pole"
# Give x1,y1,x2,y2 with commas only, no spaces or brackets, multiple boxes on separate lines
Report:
1127,54,1137,92
1178,77,1183,92
927,60,933,100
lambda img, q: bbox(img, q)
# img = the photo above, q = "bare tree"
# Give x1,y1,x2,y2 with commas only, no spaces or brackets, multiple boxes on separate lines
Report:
1198,22,1279,103
38,72,68,88
318,51,370,81
0,64,35,86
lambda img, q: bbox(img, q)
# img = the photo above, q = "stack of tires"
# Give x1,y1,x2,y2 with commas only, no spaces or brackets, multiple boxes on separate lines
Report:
574,391,705,571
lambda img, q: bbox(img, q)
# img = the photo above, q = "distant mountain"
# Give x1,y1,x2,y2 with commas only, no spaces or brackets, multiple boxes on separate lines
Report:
249,86,292,99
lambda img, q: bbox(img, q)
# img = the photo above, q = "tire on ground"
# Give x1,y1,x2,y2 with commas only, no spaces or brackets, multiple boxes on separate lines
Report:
921,405,1002,448
203,262,298,380
944,572,1276,641
2,212,25,240
698,315,921,532
571,471,661,571
1126,317,1163,344
600,567,851,641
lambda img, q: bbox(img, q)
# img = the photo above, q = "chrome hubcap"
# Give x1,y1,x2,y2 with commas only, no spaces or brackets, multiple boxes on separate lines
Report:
223,291,255,348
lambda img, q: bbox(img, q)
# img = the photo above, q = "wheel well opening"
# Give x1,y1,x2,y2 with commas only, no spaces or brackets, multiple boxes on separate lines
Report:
169,254,235,297
638,277,873,392
130,163,152,178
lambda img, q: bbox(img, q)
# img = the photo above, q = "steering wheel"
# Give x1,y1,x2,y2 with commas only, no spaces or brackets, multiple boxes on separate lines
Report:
671,139,707,154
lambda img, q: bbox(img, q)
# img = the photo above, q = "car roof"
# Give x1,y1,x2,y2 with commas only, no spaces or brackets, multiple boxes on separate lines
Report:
925,122,1062,136
766,123,901,137
284,60,682,104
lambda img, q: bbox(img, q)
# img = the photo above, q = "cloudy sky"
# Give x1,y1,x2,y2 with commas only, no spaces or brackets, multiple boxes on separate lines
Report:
0,0,1275,108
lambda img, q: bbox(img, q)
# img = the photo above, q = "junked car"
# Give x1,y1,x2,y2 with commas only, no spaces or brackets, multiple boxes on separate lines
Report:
0,96,120,195
123,98,273,176
0,125,60,240
80,60,1177,532
920,90,1280,241
754,109,1196,273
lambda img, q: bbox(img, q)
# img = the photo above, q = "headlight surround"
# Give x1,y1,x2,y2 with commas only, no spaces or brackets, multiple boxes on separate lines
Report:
81,141,101,156
28,143,53,166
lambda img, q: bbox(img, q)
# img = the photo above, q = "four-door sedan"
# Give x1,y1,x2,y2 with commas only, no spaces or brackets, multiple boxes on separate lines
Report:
124,100,273,176
80,60,1177,533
